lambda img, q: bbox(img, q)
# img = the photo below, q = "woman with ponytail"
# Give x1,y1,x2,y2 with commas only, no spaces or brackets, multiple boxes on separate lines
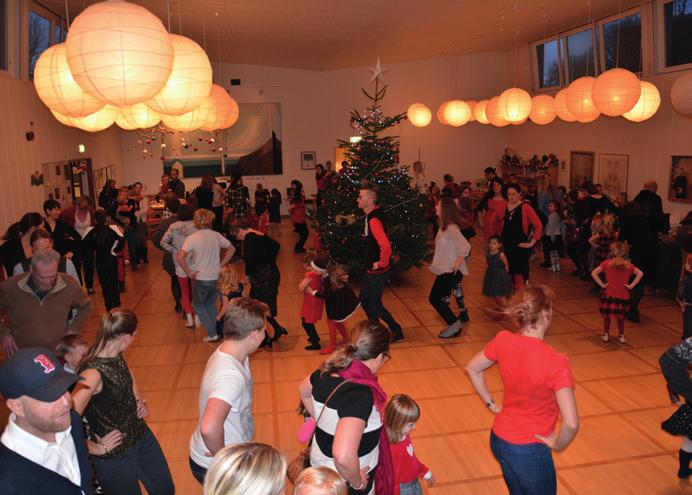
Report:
299,320,393,495
72,309,174,495
466,285,578,495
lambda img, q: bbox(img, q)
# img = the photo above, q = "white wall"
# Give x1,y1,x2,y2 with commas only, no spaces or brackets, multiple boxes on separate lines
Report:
120,52,511,204
505,46,692,220
0,72,124,233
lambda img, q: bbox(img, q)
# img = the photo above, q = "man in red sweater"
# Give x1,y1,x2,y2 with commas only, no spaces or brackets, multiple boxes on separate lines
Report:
357,183,404,343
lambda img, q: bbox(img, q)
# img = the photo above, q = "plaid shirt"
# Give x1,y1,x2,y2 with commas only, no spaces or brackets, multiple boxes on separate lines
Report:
226,185,250,218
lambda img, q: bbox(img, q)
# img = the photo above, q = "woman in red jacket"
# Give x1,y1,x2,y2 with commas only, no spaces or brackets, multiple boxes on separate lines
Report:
497,183,543,291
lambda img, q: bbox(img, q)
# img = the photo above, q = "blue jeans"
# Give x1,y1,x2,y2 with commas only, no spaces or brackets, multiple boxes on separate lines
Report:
400,479,423,495
490,431,556,495
193,279,219,338
359,271,401,333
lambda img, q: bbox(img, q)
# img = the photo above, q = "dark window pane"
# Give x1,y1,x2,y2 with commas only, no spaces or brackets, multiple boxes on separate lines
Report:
664,0,692,67
55,24,60,44
28,10,50,79
566,29,595,81
0,0,6,71
603,13,642,72
536,40,560,88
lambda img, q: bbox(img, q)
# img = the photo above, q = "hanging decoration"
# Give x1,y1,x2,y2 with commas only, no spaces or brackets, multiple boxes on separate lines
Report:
622,81,660,122
498,87,532,123
201,85,240,131
474,100,490,124
565,76,600,123
436,100,451,125
465,100,478,122
407,103,432,127
59,104,120,132
671,73,692,117
486,96,509,127
591,68,641,117
554,89,577,122
118,103,161,129
442,100,471,127
529,94,557,125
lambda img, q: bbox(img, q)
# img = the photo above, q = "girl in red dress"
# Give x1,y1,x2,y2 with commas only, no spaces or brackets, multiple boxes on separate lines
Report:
298,254,325,351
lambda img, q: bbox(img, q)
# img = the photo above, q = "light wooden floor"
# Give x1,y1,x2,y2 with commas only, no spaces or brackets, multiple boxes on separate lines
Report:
2,222,690,494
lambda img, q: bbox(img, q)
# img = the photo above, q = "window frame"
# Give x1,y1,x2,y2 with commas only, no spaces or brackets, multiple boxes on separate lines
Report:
561,24,598,84
596,6,646,76
23,0,65,80
529,35,564,93
654,0,692,74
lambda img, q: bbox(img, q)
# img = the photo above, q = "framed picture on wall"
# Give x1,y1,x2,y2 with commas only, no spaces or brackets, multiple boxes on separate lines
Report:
569,151,594,189
300,151,316,170
669,156,692,203
598,153,629,198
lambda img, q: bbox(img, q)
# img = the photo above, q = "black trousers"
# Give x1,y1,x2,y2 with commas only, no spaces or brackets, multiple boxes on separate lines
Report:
294,222,308,251
429,271,463,325
97,258,120,310
301,317,320,343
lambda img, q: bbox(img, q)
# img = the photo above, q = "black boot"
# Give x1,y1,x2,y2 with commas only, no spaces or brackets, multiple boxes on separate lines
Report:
261,331,273,349
678,449,691,479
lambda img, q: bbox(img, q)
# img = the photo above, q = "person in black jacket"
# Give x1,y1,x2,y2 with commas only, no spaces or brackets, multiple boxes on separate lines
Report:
97,179,118,217
83,210,124,310
0,347,93,495
0,212,43,277
619,201,655,322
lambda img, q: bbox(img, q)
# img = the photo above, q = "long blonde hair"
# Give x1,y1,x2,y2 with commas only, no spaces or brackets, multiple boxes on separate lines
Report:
384,394,420,443
607,241,631,269
320,320,390,375
218,264,241,294
204,443,286,495
293,466,347,495
80,309,137,367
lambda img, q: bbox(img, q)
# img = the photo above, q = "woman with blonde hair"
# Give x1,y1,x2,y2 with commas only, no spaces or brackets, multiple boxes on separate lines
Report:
466,285,578,495
299,320,392,494
294,466,347,495
204,442,286,495
72,309,174,495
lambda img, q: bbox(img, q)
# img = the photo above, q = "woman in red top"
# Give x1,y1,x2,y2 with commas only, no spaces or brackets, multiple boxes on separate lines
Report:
480,178,507,241
289,179,308,253
466,285,579,495
591,241,643,344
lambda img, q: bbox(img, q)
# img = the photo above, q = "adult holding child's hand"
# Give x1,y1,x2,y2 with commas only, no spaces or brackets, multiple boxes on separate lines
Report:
465,285,579,495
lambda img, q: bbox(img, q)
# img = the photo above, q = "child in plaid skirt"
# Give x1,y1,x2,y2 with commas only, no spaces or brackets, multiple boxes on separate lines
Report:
591,241,643,343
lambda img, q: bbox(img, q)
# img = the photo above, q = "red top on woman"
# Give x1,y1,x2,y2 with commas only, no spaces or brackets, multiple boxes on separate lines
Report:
483,330,574,444
289,199,307,223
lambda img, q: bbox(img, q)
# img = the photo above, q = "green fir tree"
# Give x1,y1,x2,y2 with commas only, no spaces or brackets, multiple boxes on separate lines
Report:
313,79,429,280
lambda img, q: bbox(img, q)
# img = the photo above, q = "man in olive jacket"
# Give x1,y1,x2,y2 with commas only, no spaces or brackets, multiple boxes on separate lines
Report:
0,249,92,357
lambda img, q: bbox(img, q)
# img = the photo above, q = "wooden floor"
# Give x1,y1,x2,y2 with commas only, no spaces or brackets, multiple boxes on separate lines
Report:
2,222,690,494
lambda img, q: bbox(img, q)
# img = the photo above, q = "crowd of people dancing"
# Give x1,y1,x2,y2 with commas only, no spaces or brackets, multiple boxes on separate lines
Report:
0,160,689,495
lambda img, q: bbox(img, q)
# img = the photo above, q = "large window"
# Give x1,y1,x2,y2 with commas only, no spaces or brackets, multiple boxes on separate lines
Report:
565,28,596,81
601,12,642,72
663,0,692,68
27,2,63,79
0,0,7,71
535,39,561,88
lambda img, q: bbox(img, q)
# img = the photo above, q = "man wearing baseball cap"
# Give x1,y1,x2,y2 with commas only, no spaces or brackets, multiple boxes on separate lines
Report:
0,347,93,494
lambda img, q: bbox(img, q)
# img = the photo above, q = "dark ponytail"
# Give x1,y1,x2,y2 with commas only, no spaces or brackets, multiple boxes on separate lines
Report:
3,212,43,240
320,320,390,375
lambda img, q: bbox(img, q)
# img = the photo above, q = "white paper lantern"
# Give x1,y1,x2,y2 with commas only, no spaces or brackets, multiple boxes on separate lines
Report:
486,96,509,127
622,81,661,122
474,100,490,124
566,77,600,122
161,97,212,131
115,113,139,130
33,43,104,118
498,87,532,123
70,105,119,132
145,34,213,116
554,89,576,122
407,103,432,128
671,73,692,117
51,109,78,127
529,94,557,125
442,100,471,127
592,68,641,117
65,0,174,106
201,85,240,131
465,100,478,122
118,102,161,129
436,100,451,125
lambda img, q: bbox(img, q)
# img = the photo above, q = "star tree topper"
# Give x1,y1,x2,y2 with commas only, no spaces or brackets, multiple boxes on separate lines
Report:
369,57,387,83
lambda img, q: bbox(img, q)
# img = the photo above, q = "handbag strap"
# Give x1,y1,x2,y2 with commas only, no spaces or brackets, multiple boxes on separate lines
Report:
311,378,351,440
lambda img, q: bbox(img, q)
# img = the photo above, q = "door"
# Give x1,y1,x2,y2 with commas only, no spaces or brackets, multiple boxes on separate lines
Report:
569,151,594,189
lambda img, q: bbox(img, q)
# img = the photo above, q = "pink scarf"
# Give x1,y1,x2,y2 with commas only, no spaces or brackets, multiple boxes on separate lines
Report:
340,360,393,495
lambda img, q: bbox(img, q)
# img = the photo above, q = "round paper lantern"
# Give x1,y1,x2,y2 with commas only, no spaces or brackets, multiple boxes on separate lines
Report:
566,77,600,122
119,102,160,129
33,43,104,118
115,113,139,130
407,103,432,127
554,89,576,122
671,73,692,117
442,100,471,127
161,97,212,131
51,109,78,127
592,68,641,117
201,85,240,131
474,100,490,124
510,117,528,125
465,100,477,121
145,34,213,116
529,94,557,125
436,100,451,125
65,0,174,106
622,81,661,122
71,105,119,132
486,96,509,127
498,87,532,123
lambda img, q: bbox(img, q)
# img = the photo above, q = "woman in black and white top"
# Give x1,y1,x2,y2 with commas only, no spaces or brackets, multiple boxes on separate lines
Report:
299,320,392,495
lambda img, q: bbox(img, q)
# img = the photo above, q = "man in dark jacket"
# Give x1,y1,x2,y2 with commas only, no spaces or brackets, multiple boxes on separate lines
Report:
0,347,93,494
634,180,666,289
151,196,182,312
168,168,186,199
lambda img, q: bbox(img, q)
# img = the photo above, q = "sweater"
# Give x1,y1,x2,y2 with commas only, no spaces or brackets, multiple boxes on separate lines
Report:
365,208,392,273
497,202,543,241
0,273,93,349
429,224,471,275
0,410,93,495
391,434,430,494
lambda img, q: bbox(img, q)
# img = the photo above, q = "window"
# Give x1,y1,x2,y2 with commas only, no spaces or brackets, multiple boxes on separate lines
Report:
601,12,642,73
0,0,6,71
565,28,596,81
535,39,561,88
663,0,692,67
26,2,64,79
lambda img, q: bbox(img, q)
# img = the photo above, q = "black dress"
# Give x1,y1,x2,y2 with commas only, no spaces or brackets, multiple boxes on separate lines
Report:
243,232,281,316
502,204,531,280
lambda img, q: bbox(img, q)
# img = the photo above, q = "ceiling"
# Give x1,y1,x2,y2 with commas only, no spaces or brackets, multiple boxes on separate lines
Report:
43,0,642,70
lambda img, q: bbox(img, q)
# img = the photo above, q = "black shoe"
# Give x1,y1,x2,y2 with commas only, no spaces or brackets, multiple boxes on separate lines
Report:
627,312,640,323
391,331,405,344
87,288,95,295
261,336,273,348
305,343,321,351
271,327,288,342
458,310,470,322
174,304,183,313
571,270,582,277
131,264,138,272
679,449,691,479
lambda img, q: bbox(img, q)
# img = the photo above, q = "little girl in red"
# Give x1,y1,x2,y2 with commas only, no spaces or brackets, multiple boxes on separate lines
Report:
385,394,435,495
591,241,643,344
298,254,324,351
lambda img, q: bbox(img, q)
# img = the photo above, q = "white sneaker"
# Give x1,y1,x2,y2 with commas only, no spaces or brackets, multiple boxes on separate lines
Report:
194,315,202,327
202,335,220,343
185,313,194,328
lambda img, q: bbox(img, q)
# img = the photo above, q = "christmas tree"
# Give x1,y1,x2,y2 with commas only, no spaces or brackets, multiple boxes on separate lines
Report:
313,71,429,280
